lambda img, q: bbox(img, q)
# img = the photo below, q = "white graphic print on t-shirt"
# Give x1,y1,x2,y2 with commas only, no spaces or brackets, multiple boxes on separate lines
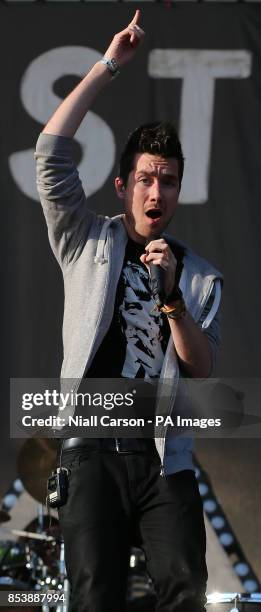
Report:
119,260,167,379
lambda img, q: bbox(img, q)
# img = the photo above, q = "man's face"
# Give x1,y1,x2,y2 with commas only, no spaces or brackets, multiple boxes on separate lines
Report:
116,153,180,244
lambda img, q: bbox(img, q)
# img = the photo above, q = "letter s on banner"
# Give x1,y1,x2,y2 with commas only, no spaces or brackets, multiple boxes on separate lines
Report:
9,47,116,202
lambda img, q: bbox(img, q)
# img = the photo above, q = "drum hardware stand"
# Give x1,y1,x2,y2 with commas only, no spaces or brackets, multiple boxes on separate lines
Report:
230,593,239,612
40,563,51,612
37,504,45,531
56,538,69,612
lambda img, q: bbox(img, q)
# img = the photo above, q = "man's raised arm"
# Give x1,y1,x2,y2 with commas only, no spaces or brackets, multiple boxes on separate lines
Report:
35,13,144,267
42,10,145,137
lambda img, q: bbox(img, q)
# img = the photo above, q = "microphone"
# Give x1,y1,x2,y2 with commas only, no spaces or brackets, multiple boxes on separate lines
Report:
145,237,165,309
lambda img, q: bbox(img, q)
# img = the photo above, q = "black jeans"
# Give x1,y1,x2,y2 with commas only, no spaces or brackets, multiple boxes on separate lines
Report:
58,444,207,612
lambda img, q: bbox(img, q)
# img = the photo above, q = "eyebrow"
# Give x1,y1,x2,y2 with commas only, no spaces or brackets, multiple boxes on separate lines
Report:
136,169,179,179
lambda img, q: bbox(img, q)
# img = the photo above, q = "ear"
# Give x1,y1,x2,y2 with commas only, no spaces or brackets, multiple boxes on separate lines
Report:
115,177,126,200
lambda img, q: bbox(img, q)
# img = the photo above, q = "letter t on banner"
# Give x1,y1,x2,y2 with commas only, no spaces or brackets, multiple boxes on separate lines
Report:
148,50,252,204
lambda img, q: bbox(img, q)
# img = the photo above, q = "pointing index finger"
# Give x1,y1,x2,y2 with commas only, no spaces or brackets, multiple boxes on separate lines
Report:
130,9,141,26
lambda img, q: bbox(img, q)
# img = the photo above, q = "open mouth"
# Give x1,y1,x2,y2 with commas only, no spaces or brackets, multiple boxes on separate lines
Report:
145,209,163,220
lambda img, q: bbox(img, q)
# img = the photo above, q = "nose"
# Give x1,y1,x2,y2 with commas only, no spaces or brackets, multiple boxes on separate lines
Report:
149,179,162,204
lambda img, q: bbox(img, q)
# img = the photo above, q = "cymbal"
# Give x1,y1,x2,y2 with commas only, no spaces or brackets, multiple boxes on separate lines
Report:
17,438,59,504
12,528,54,542
22,515,60,543
0,509,11,523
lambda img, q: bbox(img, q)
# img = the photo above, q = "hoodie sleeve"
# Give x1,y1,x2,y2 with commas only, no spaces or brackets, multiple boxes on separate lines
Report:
35,133,97,267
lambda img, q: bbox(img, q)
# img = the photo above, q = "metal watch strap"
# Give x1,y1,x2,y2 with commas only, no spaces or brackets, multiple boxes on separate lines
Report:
100,57,120,79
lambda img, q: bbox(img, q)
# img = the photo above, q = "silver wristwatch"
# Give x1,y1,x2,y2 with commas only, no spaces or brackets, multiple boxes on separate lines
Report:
100,57,120,79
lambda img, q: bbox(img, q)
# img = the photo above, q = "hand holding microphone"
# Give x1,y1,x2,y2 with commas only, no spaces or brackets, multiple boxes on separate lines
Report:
140,238,186,319
148,258,166,308
140,237,177,308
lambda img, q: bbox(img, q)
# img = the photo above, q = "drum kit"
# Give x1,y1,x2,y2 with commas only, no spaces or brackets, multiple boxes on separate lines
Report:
0,439,260,611
0,440,67,610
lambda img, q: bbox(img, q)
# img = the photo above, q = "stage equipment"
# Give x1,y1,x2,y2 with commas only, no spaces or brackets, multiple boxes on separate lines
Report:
207,592,261,611
17,439,58,504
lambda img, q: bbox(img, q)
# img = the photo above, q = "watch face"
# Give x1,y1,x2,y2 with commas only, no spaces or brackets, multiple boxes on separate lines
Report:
101,58,119,76
107,59,118,74
110,59,118,72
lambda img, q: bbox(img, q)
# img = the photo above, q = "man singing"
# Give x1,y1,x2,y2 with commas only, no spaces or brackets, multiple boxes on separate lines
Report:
35,10,222,612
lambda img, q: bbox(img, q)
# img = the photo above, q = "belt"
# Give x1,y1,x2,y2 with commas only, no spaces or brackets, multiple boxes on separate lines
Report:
62,437,156,454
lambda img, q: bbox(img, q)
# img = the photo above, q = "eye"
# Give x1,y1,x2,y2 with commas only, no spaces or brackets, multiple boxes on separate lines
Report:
162,177,177,187
139,177,150,185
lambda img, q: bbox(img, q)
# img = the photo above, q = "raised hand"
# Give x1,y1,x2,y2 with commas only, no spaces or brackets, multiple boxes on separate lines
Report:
104,10,145,67
42,12,145,138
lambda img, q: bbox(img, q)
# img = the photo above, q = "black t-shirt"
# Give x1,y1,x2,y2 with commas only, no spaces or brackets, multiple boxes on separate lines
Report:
87,238,184,379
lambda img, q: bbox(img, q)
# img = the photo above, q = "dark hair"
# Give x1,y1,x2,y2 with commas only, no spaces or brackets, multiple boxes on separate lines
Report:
119,121,184,187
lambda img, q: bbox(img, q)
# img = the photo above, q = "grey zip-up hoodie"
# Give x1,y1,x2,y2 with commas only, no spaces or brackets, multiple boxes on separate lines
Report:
35,133,223,474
